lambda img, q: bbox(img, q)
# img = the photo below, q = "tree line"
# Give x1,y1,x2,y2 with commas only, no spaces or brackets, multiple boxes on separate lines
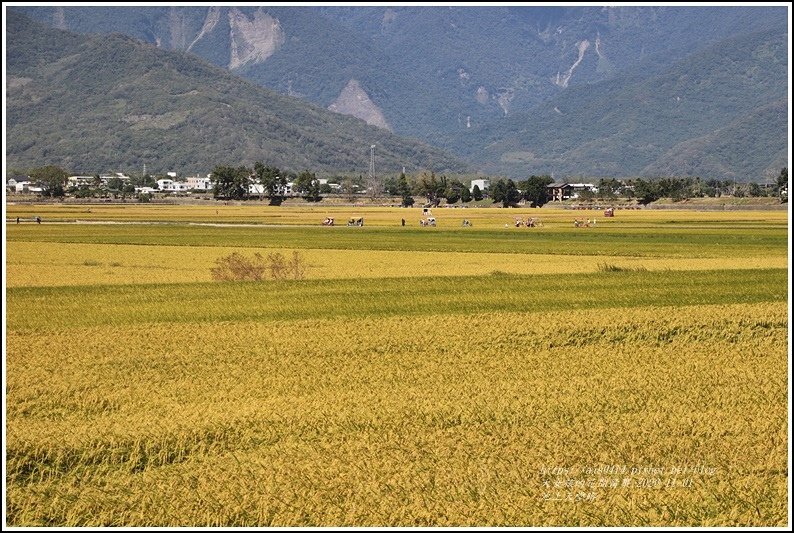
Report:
208,164,560,208
12,164,788,207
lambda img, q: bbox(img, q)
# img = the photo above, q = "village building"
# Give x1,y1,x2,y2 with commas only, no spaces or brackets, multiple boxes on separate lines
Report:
547,182,597,202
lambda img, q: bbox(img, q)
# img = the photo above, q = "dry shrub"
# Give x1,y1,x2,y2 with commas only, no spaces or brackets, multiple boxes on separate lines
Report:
289,251,307,280
267,251,307,280
210,252,268,281
211,251,306,281
597,262,647,272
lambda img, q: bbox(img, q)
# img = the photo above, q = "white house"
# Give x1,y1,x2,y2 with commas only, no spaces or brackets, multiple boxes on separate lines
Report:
470,179,490,193
569,183,597,198
68,175,96,187
16,181,41,193
547,182,598,202
186,176,213,191
7,178,32,193
156,179,189,193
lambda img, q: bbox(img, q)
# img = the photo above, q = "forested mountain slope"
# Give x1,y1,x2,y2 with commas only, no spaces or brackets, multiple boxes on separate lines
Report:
6,11,472,177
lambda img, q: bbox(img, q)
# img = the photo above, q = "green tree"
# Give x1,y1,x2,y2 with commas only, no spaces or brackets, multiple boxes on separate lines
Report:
490,178,521,207
211,165,250,200
444,178,466,204
253,162,286,203
107,177,124,192
29,165,69,197
383,175,399,196
73,187,93,199
294,169,321,201
633,178,659,205
521,175,554,207
776,167,788,199
396,171,414,207
460,186,472,203
654,177,690,201
704,178,726,197
121,184,136,199
415,170,445,207
131,174,157,188
471,184,483,201
596,178,621,200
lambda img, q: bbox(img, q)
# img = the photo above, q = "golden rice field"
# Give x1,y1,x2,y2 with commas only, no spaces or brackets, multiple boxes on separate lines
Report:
6,240,787,287
4,204,790,526
3,201,788,227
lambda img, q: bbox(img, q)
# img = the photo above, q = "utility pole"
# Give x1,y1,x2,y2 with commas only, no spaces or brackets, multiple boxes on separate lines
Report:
367,144,380,201
369,145,376,181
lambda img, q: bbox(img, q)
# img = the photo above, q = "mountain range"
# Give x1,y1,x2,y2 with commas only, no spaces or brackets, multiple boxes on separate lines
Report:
6,10,471,178
6,5,790,181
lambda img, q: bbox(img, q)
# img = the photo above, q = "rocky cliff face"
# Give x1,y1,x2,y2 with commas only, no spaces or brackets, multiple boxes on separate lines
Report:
328,79,391,131
227,8,284,69
183,7,284,69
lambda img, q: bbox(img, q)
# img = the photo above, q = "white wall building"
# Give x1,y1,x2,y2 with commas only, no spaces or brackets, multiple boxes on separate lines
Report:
157,179,190,193
68,175,95,187
470,179,490,193
9,179,32,193
187,176,213,191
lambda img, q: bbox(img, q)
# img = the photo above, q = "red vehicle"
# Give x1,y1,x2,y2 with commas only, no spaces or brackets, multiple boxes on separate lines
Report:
604,208,614,217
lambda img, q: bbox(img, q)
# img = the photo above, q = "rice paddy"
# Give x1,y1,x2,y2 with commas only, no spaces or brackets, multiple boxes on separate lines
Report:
4,204,789,526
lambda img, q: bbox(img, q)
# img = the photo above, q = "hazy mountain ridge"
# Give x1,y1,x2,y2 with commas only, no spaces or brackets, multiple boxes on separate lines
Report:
450,25,788,180
16,6,786,134
7,5,789,180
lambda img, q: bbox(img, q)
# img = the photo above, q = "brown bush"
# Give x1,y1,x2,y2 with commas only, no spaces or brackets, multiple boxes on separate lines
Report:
211,251,307,281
